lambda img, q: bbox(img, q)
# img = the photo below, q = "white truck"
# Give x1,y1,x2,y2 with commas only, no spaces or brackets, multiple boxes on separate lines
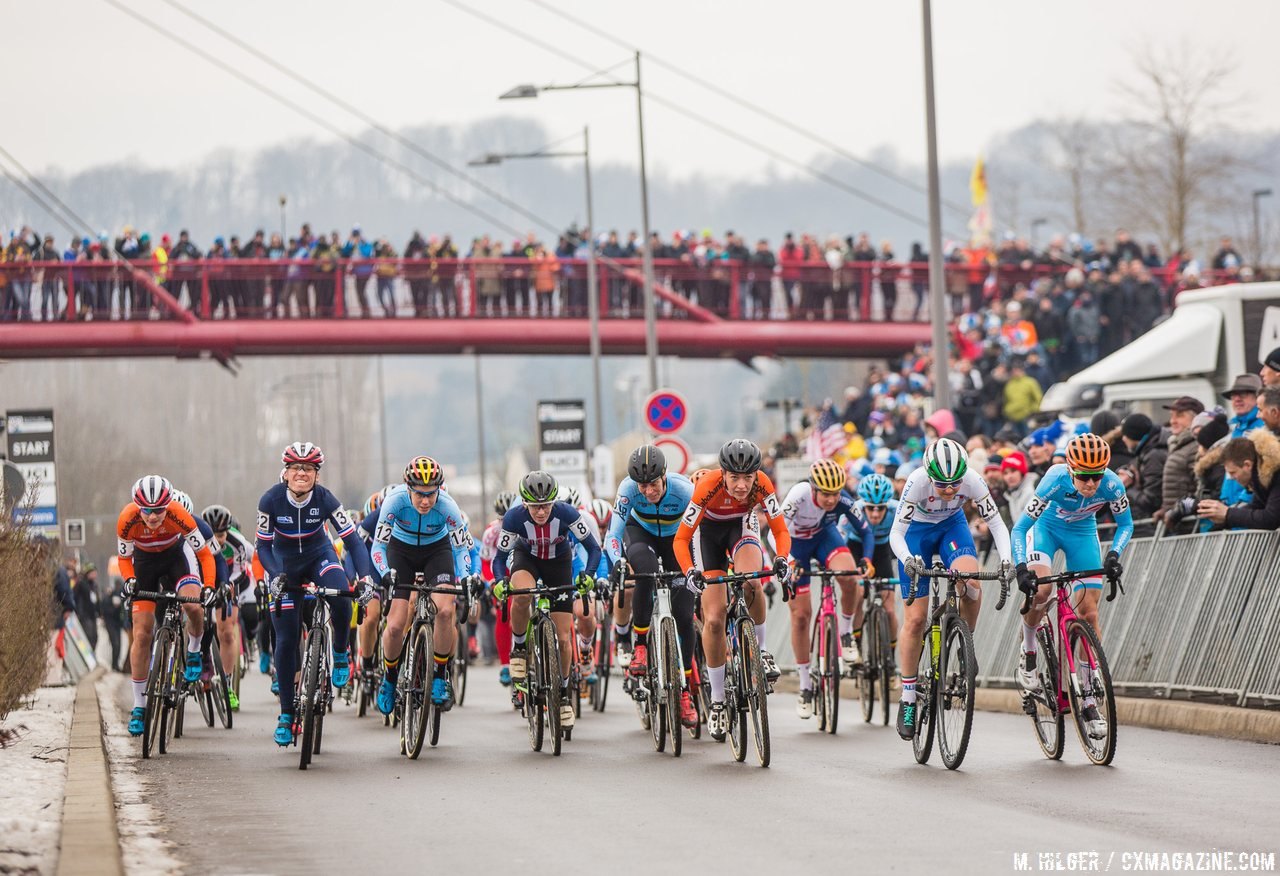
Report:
1041,281,1280,419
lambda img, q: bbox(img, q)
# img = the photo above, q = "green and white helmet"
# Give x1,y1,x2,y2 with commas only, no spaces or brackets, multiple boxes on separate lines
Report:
924,437,968,484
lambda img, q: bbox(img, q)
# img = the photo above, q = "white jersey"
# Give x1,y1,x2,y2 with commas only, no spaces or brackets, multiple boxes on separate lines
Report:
889,467,1011,564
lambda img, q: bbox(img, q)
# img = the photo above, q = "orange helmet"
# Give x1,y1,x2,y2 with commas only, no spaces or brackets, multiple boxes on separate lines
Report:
1066,432,1110,472
690,468,714,485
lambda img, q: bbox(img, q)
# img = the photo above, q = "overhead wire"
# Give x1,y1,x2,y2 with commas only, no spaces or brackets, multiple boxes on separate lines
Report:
0,144,98,238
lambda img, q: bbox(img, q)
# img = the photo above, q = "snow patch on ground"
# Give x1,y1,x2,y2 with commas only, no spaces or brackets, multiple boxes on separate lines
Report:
96,674,184,876
0,685,75,876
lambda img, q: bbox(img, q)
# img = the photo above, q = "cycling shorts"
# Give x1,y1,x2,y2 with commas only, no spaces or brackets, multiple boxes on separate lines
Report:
131,541,205,614
1025,522,1103,591
508,549,575,614
691,516,761,573
789,526,851,594
387,537,454,601
897,512,976,600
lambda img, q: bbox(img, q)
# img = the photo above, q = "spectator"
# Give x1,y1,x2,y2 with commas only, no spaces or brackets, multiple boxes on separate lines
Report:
241,229,268,317
747,239,775,320
908,242,927,321
1221,374,1265,509
1127,262,1164,336
1031,295,1065,367
1113,229,1143,264
1002,301,1039,354
52,554,75,630
1259,386,1280,437
1117,412,1169,520
778,232,803,317
102,573,129,672
1211,236,1242,271
531,244,560,317
373,238,399,317
1196,432,1280,530
1002,358,1043,428
341,226,374,318
1067,285,1101,371
841,385,871,434
1001,451,1039,525
74,563,100,652
1260,346,1280,388
1158,396,1206,520
877,240,897,322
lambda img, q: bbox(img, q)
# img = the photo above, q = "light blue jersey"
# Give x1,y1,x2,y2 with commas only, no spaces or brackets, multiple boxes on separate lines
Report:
846,498,899,546
604,473,694,565
1011,464,1133,581
370,485,474,579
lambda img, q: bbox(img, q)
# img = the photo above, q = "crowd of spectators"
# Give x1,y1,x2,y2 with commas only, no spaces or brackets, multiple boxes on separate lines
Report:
0,221,1259,323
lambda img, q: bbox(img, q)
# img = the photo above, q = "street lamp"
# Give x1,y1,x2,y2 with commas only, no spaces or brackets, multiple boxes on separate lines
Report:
468,128,605,451
920,0,951,412
500,51,659,395
1252,189,1273,269
1031,217,1048,252
279,195,287,242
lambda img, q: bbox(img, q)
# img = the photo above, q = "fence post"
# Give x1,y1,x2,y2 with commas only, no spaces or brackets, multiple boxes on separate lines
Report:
200,266,210,319
334,265,345,318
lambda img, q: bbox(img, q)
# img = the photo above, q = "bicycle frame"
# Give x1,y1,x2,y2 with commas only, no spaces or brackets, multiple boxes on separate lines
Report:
1022,568,1120,715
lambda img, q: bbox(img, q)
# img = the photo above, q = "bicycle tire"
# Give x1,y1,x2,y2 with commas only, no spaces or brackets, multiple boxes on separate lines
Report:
694,630,711,734
1030,625,1064,760
741,620,771,767
142,626,173,759
662,619,682,758
592,616,611,712
727,634,747,762
299,628,322,770
1064,618,1117,766
452,618,469,707
650,646,667,754
824,613,841,734
172,678,185,741
313,626,332,755
209,635,232,729
407,626,432,759
540,620,562,757
856,614,874,724
875,607,893,727
160,636,183,754
937,617,977,771
912,628,936,765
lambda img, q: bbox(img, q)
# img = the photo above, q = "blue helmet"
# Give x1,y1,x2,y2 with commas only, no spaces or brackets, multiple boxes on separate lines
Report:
857,473,895,505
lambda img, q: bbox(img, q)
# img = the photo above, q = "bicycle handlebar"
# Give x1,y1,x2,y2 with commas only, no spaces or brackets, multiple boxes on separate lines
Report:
131,590,203,604
904,564,1008,608
1019,568,1124,615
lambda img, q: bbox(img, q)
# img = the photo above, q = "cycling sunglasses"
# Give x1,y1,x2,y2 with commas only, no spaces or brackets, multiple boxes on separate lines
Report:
408,486,440,499
931,479,962,490
1071,470,1105,483
139,506,168,516
862,504,888,513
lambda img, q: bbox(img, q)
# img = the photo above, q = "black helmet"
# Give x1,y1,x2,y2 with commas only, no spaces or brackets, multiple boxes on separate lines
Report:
201,504,233,531
519,470,559,504
627,444,667,483
494,490,517,516
719,438,762,474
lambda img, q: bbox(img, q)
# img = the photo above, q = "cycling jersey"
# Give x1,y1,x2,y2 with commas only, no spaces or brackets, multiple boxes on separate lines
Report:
214,525,255,593
369,485,474,580
1011,464,1134,570
780,482,874,561
492,501,600,580
889,468,1011,566
674,469,790,573
255,482,373,580
845,498,899,546
480,518,503,581
116,501,217,586
571,512,609,579
196,518,229,588
604,473,694,564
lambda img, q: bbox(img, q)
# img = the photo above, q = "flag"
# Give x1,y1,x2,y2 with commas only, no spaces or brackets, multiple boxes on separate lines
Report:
805,423,847,461
970,154,987,207
968,154,993,247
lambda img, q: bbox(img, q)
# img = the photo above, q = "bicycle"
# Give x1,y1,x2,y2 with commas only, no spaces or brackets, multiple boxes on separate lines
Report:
451,589,478,707
280,582,359,771
698,568,775,767
1019,568,1122,766
132,587,203,759
494,577,587,757
617,562,688,757
905,563,1009,770
853,575,899,728
589,580,613,713
802,563,881,734
195,585,234,731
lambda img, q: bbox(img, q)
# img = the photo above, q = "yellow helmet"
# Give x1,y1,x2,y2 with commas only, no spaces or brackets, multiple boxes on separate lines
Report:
809,458,847,493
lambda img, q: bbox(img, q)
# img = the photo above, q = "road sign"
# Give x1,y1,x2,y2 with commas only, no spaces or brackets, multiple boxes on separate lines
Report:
537,399,587,495
653,436,691,475
5,409,56,529
644,389,689,435
65,518,86,547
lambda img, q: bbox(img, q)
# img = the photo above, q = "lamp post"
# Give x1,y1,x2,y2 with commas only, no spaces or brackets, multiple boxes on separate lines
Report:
500,51,658,394
921,0,951,412
1030,217,1048,252
469,127,605,450
279,195,287,242
1253,189,1273,270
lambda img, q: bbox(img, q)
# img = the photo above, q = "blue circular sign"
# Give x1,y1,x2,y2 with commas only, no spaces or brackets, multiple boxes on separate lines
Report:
645,390,688,434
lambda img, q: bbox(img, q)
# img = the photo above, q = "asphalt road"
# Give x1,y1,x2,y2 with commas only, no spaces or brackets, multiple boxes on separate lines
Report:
114,662,1278,876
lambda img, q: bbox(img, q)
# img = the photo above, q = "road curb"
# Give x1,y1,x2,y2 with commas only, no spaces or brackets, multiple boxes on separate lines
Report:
774,674,1280,745
56,668,124,876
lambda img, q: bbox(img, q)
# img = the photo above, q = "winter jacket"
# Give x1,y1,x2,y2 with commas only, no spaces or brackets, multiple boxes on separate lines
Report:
1126,425,1171,519
1160,428,1199,512
1200,429,1280,530
1222,407,1265,507
1002,375,1043,423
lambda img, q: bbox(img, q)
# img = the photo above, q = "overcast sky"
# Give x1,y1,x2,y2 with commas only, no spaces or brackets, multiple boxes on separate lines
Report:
8,0,1279,185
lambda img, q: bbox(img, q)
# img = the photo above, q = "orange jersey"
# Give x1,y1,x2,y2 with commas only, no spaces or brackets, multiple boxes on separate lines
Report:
674,470,790,573
251,549,265,583
116,501,216,585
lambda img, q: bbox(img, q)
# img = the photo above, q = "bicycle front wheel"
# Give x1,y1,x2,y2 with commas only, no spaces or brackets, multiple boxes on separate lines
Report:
406,625,433,759
819,613,840,734
209,635,232,729
912,629,937,765
1029,626,1064,760
539,620,562,757
525,630,544,753
662,619,682,758
452,618,469,707
727,635,747,762
159,634,183,755
741,620,771,767
143,627,175,759
937,617,977,771
592,616,611,713
1064,618,1117,766
873,606,893,727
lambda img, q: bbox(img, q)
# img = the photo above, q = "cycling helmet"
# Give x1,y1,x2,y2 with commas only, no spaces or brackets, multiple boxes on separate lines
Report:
519,471,559,504
1066,432,1111,471
201,504,233,531
494,490,517,515
719,438,762,474
282,441,324,468
690,468,714,485
923,437,968,484
627,444,667,483
563,486,581,507
132,475,172,509
589,498,613,530
404,455,445,489
808,458,847,493
170,490,194,514
857,473,895,505
363,490,384,518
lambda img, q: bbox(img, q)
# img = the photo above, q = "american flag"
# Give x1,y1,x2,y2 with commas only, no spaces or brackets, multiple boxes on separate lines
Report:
805,409,847,460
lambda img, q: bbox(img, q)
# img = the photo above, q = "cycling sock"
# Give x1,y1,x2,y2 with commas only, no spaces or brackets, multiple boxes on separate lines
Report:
853,628,862,644
613,622,630,638
383,642,405,682
1022,623,1038,652
186,633,202,653
755,622,767,648
633,625,649,647
708,664,726,703
839,613,854,637
362,656,375,672
796,662,812,692
512,631,527,647
131,678,147,709
432,652,449,678
901,676,917,704
578,636,593,655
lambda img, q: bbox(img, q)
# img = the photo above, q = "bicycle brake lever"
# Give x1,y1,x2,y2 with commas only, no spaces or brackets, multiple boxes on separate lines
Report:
1019,589,1034,616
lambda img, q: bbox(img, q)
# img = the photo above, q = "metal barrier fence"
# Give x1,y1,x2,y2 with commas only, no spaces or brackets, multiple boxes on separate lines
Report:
770,528,1280,710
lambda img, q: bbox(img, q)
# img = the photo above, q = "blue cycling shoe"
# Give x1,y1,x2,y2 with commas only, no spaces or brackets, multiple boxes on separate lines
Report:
128,707,145,736
431,676,454,711
331,652,350,688
274,714,294,746
259,652,271,675
270,678,279,696
183,651,203,683
376,678,397,716
498,666,511,686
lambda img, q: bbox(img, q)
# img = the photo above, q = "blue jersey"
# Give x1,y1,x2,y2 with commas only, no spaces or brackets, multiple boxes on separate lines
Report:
370,485,474,580
1011,464,1134,565
196,518,229,586
256,482,373,579
604,473,694,564
846,498,899,546
492,501,600,580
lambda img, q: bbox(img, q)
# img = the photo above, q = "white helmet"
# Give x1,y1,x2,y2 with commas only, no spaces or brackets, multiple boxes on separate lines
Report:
923,437,968,484
170,489,195,514
132,475,173,509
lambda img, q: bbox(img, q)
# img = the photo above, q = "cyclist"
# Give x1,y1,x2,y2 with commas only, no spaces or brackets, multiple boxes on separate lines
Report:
843,473,901,669
889,437,1013,741
568,500,607,688
491,471,600,732
117,475,218,736
481,491,518,686
604,444,699,727
257,442,376,746
351,486,394,687
201,503,261,706
371,457,476,716
674,439,791,742
1011,432,1132,740
780,458,874,719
